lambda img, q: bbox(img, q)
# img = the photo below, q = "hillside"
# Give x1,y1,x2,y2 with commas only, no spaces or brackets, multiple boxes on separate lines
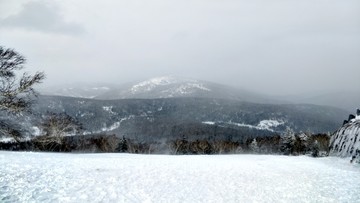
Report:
330,110,360,158
26,95,348,142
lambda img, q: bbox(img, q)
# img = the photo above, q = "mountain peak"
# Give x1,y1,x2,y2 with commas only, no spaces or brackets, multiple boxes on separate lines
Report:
39,76,271,103
131,76,181,93
129,76,211,96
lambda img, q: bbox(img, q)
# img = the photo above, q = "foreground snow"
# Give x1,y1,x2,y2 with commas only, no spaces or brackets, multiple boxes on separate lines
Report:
1,152,359,203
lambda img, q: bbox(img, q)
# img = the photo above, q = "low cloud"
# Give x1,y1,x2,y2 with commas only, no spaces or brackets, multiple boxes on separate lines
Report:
0,1,84,35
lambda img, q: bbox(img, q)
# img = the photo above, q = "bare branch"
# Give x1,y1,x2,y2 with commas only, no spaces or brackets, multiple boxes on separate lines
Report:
0,46,45,113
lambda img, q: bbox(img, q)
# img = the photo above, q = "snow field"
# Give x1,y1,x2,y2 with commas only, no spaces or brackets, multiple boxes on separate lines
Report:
0,152,359,203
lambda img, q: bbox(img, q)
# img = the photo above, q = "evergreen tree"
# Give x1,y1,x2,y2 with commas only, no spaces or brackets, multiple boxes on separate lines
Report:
280,127,295,155
117,136,128,152
249,138,259,154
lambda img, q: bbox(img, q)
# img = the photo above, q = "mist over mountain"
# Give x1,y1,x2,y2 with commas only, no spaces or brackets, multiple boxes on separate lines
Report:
39,76,359,112
40,76,273,103
38,82,118,99
280,91,360,112
95,76,280,103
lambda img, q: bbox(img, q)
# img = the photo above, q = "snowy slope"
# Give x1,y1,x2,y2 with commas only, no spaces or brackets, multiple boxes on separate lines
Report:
330,119,360,157
1,152,359,202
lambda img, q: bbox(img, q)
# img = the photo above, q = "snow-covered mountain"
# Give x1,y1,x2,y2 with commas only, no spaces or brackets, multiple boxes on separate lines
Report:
39,76,276,104
39,76,358,111
329,109,360,157
100,76,285,104
97,76,214,99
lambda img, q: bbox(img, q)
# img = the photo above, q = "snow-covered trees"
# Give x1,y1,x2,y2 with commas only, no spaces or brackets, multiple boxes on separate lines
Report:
280,128,296,155
249,138,259,154
279,127,327,156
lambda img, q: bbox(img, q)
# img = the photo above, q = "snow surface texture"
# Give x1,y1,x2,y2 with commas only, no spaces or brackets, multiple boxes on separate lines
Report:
330,120,360,157
1,152,359,203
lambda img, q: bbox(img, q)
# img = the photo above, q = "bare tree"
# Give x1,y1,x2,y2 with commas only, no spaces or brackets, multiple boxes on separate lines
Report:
0,46,45,113
33,112,83,151
0,46,45,142
41,112,83,137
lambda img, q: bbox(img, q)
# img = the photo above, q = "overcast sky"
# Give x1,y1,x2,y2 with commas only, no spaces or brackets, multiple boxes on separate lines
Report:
0,0,359,95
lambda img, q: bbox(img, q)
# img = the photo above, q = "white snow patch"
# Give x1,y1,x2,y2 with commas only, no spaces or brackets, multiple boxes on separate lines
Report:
0,136,32,143
227,121,257,129
79,112,94,118
31,127,41,136
175,83,211,95
191,83,211,91
202,121,215,125
102,106,112,112
0,137,16,143
101,122,120,132
91,86,109,90
131,76,177,93
1,152,359,202
102,106,116,115
84,116,134,135
257,120,285,131
130,76,211,95
227,120,284,132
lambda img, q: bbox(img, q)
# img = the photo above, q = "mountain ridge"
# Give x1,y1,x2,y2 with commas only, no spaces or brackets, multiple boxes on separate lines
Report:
38,76,280,104
38,76,359,112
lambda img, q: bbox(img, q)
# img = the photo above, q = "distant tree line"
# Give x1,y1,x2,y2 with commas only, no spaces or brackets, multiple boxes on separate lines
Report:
0,126,330,157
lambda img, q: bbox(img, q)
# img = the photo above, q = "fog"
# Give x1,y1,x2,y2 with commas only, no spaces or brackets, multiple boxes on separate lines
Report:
0,0,359,96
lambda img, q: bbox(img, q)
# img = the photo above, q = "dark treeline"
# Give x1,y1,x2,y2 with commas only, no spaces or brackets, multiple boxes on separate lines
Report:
0,132,330,157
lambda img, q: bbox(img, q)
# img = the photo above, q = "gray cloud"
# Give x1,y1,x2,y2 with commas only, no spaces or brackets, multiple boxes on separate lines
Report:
0,0,359,97
0,1,84,35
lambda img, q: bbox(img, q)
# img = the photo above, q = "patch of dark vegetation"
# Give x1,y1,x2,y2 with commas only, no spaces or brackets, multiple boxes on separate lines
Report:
0,132,330,156
0,134,119,153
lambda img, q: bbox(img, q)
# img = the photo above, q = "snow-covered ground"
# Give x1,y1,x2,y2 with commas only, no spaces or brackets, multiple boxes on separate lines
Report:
1,152,359,203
